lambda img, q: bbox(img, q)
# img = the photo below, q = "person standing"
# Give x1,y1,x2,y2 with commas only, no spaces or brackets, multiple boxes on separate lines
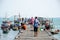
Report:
45,20,50,30
30,17,34,30
31,17,34,25
33,17,39,37
18,18,22,33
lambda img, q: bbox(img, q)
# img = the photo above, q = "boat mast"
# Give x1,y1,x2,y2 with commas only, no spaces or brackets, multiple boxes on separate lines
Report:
19,12,20,18
5,13,7,21
14,15,16,21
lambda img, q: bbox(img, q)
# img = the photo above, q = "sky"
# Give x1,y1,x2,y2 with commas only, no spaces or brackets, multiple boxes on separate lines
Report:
0,0,60,18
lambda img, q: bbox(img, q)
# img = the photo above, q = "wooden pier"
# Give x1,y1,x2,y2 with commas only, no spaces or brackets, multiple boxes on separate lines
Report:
14,25,57,40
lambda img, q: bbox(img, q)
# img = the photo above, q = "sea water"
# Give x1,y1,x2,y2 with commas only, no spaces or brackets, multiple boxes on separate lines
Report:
52,18,60,40
0,29,19,40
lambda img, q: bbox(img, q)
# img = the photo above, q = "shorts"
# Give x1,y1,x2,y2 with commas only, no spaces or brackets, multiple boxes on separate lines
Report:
34,27,38,32
45,25,50,30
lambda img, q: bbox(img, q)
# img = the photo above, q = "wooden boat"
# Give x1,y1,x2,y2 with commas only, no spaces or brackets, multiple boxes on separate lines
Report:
50,29,60,35
12,13,21,31
1,13,12,33
1,21,11,33
12,26,18,31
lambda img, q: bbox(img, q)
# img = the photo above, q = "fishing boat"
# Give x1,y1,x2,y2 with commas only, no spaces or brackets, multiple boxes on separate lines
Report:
12,20,19,31
1,20,11,33
1,13,11,33
50,29,60,35
12,13,21,31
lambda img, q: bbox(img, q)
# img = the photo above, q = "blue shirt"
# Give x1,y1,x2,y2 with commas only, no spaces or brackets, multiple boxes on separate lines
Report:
34,19,39,27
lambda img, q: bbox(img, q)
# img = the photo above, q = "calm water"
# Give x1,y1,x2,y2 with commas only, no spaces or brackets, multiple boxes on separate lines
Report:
52,18,60,40
0,30,19,40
